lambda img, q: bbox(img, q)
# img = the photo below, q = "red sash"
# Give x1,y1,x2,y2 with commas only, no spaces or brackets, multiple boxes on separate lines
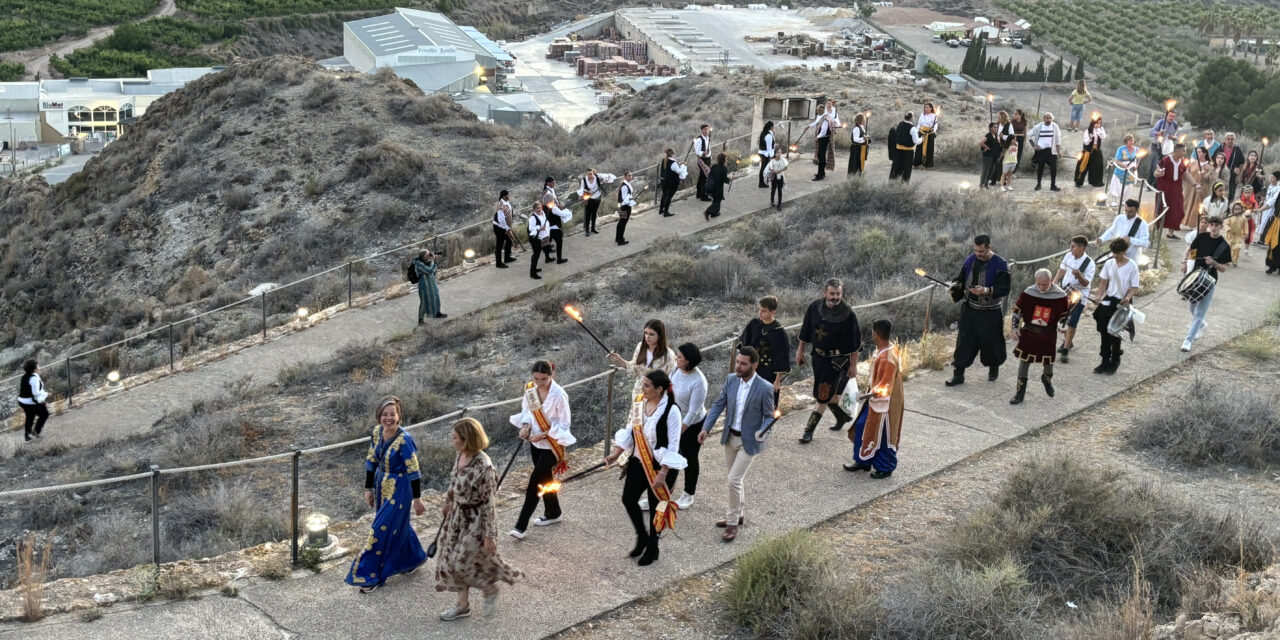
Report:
526,382,568,476
628,394,677,532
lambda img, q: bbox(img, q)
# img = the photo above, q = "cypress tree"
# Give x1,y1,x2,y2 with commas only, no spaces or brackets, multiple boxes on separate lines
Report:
1074,57,1086,80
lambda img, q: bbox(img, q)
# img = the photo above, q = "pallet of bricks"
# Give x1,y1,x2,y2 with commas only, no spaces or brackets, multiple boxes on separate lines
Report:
577,57,600,77
548,38,574,59
619,40,647,62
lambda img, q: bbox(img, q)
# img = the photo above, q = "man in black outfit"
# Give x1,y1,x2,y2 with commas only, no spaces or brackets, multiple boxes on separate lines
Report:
736,295,793,406
796,279,861,443
492,189,516,269
659,149,682,217
889,112,921,182
18,359,49,442
945,235,1011,386
694,124,713,201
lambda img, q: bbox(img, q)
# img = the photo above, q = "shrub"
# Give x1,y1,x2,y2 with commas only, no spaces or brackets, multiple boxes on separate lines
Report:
222,187,254,211
1128,377,1280,469
165,480,289,551
1231,330,1280,361
331,338,383,377
301,75,337,109
724,530,881,639
883,557,1042,640
933,455,1276,612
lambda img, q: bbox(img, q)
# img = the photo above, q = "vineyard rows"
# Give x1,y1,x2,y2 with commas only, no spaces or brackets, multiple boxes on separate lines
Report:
996,0,1273,104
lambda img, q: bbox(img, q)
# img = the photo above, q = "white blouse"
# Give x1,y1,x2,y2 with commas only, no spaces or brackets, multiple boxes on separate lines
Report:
851,125,866,144
918,112,939,132
613,396,687,469
508,381,576,451
1083,126,1107,146
759,131,775,156
670,367,708,426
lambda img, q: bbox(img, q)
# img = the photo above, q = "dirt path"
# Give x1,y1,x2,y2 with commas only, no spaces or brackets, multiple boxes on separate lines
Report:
10,0,178,80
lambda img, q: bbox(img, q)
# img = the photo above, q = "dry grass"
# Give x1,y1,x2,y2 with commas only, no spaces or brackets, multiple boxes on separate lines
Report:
1128,376,1280,469
253,549,291,580
16,533,52,622
883,556,1042,640
1230,329,1280,361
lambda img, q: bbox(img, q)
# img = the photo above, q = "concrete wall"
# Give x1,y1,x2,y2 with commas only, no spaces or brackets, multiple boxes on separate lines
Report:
614,11,687,70
343,25,377,73
564,12,616,40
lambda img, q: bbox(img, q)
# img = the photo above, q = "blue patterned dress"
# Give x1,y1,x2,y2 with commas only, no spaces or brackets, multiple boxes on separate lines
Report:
345,426,427,588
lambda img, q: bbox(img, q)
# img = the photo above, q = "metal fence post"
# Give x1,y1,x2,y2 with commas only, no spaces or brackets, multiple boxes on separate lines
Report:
65,357,72,408
347,261,354,307
924,286,935,333
168,323,175,372
290,448,301,566
150,465,161,566
604,369,615,455
261,292,267,340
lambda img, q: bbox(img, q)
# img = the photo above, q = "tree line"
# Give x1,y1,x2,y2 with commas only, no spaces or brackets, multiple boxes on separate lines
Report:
960,35,1084,84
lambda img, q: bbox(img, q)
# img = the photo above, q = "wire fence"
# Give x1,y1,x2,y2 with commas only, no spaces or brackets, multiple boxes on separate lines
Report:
0,130,760,420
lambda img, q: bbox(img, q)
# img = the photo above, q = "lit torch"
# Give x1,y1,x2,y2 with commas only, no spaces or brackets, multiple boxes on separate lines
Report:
1165,99,1177,112
1263,137,1270,165
564,305,612,354
857,384,890,402
914,267,953,288
1091,111,1101,122
537,480,562,497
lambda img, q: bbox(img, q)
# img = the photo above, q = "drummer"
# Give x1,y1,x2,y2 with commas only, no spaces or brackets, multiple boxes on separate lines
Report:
1089,238,1140,374
1180,215,1230,352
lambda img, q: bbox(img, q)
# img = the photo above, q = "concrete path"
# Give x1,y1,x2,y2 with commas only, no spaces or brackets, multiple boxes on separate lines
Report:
4,232,1275,639
37,158,979,448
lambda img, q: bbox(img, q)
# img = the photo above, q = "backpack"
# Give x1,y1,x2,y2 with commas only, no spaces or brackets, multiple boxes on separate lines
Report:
406,261,419,284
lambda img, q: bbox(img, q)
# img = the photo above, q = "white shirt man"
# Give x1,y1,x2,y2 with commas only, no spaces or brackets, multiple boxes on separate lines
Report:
729,371,757,435
1098,203,1151,262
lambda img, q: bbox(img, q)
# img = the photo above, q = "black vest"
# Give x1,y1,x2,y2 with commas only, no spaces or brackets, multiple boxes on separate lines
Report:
18,374,34,399
895,121,915,148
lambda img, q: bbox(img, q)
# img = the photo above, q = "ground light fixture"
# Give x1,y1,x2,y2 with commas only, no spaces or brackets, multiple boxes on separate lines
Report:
958,180,971,191
106,370,121,386
306,513,330,547
1096,192,1108,206
463,249,476,267
296,307,309,319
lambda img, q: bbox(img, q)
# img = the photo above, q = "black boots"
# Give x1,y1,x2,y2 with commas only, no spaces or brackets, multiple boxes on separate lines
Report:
637,534,660,566
1093,359,1111,374
988,366,999,381
1042,374,1055,397
799,411,821,443
944,367,965,387
1058,345,1070,364
629,534,646,559
828,403,852,431
1010,378,1027,405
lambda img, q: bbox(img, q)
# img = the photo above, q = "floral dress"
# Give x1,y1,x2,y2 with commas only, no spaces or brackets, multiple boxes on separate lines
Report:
345,427,426,588
434,452,524,592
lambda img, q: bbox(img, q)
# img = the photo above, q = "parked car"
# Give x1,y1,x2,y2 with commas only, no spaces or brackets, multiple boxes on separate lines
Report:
947,39,960,48
931,34,942,43
959,37,972,47
1012,39,1024,49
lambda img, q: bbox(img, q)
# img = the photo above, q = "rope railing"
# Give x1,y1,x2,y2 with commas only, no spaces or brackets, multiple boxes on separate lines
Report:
0,132,761,400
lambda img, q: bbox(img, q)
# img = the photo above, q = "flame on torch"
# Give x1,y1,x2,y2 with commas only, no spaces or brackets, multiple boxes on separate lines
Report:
1137,149,1149,158
1069,290,1082,305
789,144,798,152
1165,99,1177,112
1178,134,1186,144
564,305,583,322
1076,151,1084,161
537,481,562,497
773,409,781,419
915,268,928,277
1264,137,1271,146
872,385,889,397
1091,111,1101,121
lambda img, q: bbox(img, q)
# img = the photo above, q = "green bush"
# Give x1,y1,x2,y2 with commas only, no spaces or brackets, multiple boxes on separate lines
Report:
0,61,24,81
48,18,240,78
724,530,881,639
1128,377,1280,469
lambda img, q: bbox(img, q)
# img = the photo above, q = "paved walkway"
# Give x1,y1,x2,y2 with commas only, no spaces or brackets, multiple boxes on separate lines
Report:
5,238,1275,639
38,159,974,448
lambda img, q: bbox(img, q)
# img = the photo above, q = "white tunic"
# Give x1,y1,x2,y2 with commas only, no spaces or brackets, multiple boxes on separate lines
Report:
613,396,687,469
509,381,576,451
618,180,637,207
917,112,939,133
1099,212,1151,261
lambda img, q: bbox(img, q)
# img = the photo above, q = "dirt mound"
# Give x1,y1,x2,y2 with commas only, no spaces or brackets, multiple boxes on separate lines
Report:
0,55,565,359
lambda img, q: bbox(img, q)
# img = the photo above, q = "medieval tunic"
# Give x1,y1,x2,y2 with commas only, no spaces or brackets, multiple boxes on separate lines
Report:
737,318,794,387
1156,155,1187,231
799,299,861,404
849,345,904,474
1011,284,1071,364
950,254,1011,370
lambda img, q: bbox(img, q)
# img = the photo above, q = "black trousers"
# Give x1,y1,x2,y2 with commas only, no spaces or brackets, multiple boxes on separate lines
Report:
848,142,866,175
622,460,675,538
696,157,711,198
1034,148,1058,187
669,419,704,495
530,241,553,277
493,226,513,263
815,137,830,178
758,154,769,186
1013,135,1026,172
705,196,723,218
770,175,785,204
584,198,601,233
891,150,914,182
1093,303,1123,364
616,208,630,243
659,180,678,215
953,306,1007,369
515,447,562,531
550,228,565,262
21,402,48,438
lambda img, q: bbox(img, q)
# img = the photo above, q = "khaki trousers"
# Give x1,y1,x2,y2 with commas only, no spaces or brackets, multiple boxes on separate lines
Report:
724,434,757,522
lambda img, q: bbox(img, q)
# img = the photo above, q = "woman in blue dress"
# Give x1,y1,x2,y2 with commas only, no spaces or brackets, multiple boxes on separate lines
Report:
413,251,446,324
346,396,427,593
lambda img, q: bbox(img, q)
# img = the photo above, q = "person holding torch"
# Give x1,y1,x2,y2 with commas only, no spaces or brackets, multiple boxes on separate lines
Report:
507,360,575,540
844,320,903,479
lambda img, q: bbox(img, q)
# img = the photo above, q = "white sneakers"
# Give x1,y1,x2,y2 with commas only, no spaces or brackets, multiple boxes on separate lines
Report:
1181,339,1193,352
675,493,695,510
507,528,526,540
533,516,562,526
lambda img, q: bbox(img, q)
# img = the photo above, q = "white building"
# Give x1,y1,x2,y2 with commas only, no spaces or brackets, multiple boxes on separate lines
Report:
0,67,220,143
325,8,514,93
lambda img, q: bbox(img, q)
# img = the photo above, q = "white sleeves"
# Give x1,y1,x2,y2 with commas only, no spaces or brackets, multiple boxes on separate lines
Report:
683,376,707,427
851,126,866,144
654,404,688,470
509,397,533,429
910,126,923,146
613,425,635,452
31,375,47,403
598,173,617,184
1131,220,1151,249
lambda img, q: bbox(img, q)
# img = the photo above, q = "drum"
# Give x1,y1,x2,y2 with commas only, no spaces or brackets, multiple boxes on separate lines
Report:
1177,268,1216,303
1107,303,1135,338
1161,137,1176,156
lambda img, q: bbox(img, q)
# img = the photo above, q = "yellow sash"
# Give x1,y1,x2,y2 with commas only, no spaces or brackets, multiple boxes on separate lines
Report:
628,394,677,532
525,382,568,476
1077,148,1092,180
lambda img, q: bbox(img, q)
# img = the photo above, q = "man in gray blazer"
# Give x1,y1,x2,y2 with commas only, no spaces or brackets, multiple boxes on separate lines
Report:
698,346,776,542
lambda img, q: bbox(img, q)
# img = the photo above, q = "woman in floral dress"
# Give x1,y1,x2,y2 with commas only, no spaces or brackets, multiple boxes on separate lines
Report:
436,418,523,621
345,396,427,593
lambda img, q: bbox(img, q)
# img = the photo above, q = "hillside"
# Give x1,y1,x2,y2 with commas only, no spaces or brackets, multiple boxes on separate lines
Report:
0,56,569,359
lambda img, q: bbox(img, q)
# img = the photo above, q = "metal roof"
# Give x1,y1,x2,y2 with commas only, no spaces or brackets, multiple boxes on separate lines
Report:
391,60,479,93
347,12,433,57
347,8,511,64
458,26,515,63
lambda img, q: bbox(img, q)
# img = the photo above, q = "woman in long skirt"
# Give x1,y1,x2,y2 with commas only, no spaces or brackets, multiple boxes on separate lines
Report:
1107,135,1140,206
913,102,939,169
1074,115,1106,187
413,251,445,323
346,396,428,593
847,113,868,176
1184,146,1211,229
436,418,524,620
